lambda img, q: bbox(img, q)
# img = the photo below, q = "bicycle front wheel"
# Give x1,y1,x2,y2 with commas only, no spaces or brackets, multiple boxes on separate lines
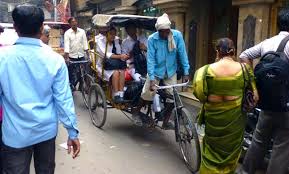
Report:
177,108,201,173
80,74,93,109
88,83,107,128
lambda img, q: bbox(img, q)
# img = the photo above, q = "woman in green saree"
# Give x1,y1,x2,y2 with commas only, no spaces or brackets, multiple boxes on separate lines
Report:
193,38,258,174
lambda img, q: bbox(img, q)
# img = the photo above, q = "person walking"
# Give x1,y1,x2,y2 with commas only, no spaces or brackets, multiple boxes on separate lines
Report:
0,5,80,174
64,17,89,91
193,38,258,174
240,8,289,174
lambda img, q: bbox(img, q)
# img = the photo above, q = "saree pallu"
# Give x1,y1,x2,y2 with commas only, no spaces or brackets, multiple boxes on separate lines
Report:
200,98,245,174
193,65,250,174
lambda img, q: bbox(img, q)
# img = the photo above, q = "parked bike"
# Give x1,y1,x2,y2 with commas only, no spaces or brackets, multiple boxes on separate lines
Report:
241,108,272,166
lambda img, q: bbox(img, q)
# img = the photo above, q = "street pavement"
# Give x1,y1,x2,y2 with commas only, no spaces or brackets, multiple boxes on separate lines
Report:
29,92,266,174
30,92,197,174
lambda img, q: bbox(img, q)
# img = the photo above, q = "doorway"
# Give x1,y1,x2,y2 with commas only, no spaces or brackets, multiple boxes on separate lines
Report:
207,0,239,63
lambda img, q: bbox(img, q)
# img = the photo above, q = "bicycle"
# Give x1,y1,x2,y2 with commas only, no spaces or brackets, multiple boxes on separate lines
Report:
153,81,201,172
68,60,91,108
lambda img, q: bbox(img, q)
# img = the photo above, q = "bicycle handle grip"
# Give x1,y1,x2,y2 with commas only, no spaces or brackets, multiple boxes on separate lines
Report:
155,81,190,90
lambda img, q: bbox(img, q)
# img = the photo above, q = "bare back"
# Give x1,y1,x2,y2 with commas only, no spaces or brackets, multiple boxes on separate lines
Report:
208,58,243,102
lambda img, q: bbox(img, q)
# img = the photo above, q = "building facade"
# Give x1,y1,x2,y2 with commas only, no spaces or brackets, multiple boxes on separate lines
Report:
0,0,71,23
76,0,289,75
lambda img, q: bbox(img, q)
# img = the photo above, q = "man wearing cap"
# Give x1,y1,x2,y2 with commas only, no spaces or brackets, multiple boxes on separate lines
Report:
133,13,190,128
40,25,51,45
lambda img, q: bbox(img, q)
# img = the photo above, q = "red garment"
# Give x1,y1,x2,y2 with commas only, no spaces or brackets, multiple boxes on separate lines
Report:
125,69,133,81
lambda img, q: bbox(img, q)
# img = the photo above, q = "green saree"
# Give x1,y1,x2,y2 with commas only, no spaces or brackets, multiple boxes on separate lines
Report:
193,64,256,174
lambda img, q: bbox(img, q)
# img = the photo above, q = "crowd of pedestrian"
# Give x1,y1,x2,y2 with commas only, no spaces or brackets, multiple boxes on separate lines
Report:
0,2,289,174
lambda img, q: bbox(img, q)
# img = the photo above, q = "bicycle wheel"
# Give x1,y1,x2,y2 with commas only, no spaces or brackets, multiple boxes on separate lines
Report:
177,108,201,173
80,74,93,109
88,83,107,128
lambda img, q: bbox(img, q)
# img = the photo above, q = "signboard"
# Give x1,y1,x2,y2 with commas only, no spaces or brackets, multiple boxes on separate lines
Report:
44,0,71,22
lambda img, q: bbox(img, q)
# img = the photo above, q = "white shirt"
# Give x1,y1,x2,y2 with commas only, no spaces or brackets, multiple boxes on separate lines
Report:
95,36,121,81
240,32,289,59
121,35,148,66
95,34,104,44
97,36,121,59
64,28,88,59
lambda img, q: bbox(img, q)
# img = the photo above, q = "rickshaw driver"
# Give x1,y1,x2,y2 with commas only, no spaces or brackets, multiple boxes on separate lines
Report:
132,13,190,128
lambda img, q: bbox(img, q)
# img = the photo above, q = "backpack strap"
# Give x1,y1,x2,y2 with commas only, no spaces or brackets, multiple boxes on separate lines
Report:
277,35,289,52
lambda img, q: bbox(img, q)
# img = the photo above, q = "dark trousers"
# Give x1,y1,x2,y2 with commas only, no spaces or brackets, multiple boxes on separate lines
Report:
2,137,56,174
243,111,289,174
68,57,85,88
0,121,2,173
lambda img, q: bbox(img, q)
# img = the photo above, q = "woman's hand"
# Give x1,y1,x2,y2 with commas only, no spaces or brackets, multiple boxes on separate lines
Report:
253,90,259,106
120,54,129,61
139,43,147,51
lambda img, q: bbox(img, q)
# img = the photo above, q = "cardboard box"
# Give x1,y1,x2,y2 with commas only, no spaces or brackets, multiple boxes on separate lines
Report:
49,37,60,48
49,29,61,37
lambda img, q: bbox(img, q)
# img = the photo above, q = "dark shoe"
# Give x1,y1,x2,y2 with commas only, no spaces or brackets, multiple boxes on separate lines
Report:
132,113,143,126
155,112,164,121
162,121,175,130
70,84,76,92
114,96,122,103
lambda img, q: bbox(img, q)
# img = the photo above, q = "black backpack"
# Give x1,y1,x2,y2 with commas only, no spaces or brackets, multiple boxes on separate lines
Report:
254,36,289,112
123,81,144,105
132,41,147,76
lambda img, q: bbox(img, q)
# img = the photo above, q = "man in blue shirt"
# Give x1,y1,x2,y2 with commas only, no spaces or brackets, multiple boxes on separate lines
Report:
133,13,190,128
0,5,80,174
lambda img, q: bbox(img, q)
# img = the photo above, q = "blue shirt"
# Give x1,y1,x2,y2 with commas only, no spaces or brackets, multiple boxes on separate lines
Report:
147,30,190,80
0,37,79,148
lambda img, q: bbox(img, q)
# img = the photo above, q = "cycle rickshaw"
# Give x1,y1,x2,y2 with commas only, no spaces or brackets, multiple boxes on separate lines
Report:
86,14,201,173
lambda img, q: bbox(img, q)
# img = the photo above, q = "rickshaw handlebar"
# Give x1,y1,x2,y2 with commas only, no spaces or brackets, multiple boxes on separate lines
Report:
68,60,90,64
155,81,190,90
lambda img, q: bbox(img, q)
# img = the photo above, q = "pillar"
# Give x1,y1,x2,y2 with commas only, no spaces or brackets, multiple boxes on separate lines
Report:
233,0,275,56
153,0,191,34
115,0,138,14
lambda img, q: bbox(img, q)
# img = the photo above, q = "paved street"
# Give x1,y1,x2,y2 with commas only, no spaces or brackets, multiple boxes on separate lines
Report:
41,92,197,174
28,92,267,174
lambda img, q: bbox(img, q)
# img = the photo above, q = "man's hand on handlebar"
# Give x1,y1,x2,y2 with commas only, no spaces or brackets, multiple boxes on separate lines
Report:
149,80,157,91
183,75,190,82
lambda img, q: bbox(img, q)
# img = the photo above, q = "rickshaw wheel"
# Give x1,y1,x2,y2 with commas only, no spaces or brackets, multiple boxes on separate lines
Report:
88,83,107,128
81,74,94,109
177,108,201,173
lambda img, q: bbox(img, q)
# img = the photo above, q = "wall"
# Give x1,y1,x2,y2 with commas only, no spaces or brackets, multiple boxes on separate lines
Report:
236,3,271,56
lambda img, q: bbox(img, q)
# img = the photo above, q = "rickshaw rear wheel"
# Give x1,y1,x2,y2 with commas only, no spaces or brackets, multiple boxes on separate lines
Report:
88,83,107,128
177,108,201,173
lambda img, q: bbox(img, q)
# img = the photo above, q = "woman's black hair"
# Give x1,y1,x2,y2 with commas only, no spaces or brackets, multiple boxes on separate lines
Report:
215,38,235,58
125,22,137,31
108,26,117,32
